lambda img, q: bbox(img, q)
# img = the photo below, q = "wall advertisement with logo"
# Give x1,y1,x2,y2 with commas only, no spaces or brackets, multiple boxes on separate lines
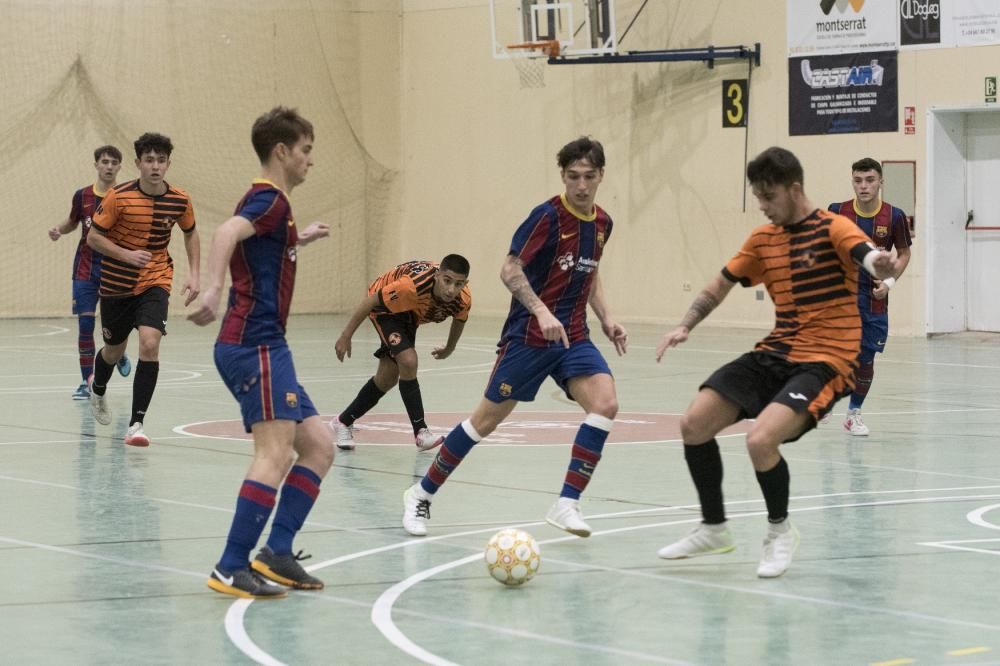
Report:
789,51,899,135
788,0,899,56
900,0,1000,49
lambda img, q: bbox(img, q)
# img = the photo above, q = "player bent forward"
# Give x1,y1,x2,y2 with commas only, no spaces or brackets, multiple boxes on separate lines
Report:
654,147,903,578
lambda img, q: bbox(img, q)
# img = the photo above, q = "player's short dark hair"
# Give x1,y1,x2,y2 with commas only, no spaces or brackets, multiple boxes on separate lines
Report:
252,107,314,163
439,254,470,277
134,133,173,159
747,146,804,188
557,136,605,170
851,157,882,176
94,145,122,162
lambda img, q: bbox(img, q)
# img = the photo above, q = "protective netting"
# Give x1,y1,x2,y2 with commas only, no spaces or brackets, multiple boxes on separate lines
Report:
0,0,394,317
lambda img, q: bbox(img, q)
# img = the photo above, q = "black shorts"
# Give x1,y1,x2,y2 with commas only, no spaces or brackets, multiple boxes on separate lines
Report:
370,313,417,360
701,351,848,441
99,287,169,345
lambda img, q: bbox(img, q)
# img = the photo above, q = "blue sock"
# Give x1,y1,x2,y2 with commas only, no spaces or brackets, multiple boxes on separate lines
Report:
78,315,95,382
561,414,611,499
421,420,481,494
219,480,276,572
267,466,322,556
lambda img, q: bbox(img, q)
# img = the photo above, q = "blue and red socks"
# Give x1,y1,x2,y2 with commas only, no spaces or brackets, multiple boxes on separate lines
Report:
266,466,322,555
78,315,95,382
219,480,277,572
561,414,612,499
848,360,875,410
421,419,481,494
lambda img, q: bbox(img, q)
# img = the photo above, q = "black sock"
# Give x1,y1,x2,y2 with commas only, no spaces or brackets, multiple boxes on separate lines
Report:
684,439,726,524
398,378,427,433
92,349,115,396
130,360,159,425
755,457,790,523
339,378,387,426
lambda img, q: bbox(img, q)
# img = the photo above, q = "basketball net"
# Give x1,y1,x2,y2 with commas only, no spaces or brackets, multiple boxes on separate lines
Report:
505,40,559,89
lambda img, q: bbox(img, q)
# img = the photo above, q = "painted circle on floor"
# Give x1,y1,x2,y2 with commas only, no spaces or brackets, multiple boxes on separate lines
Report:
177,411,752,446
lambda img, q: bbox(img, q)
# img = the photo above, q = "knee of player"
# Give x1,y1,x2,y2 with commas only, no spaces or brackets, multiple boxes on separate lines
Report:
679,413,706,443
744,428,779,456
589,397,618,420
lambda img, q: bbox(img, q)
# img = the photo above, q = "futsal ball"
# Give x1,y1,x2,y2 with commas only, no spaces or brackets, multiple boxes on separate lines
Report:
484,528,541,586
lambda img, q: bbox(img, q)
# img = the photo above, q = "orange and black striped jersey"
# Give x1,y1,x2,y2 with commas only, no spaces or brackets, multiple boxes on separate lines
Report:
722,209,872,378
92,179,196,297
368,260,471,325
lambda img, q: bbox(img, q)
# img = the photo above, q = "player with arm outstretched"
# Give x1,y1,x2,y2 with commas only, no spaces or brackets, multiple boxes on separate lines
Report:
654,147,903,578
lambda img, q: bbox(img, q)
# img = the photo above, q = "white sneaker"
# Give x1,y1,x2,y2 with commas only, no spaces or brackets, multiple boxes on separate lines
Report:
333,418,355,451
545,497,591,537
124,422,150,447
843,409,870,436
89,380,111,426
414,427,444,451
757,519,800,578
402,483,432,536
657,523,735,559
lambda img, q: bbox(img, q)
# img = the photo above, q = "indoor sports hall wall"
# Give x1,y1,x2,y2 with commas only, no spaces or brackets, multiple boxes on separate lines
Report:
397,0,1000,337
0,0,401,318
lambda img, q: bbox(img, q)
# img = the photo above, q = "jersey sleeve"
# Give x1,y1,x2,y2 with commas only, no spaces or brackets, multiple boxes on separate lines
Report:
377,276,420,314
722,232,765,287
69,189,83,224
890,207,913,249
827,202,841,214
454,286,472,322
91,187,118,232
829,214,875,267
236,189,285,236
509,205,553,265
178,197,196,233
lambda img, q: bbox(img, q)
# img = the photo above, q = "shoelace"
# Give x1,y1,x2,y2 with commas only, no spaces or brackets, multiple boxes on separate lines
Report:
415,499,431,519
292,550,312,563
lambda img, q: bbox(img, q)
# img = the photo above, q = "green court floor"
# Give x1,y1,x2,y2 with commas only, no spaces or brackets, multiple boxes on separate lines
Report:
1,314,999,665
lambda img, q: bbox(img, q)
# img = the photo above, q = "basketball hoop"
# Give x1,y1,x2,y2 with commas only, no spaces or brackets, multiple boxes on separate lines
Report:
504,40,560,89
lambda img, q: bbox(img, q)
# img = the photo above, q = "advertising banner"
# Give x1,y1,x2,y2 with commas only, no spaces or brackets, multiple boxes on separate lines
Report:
789,51,899,135
900,0,1000,49
789,0,899,56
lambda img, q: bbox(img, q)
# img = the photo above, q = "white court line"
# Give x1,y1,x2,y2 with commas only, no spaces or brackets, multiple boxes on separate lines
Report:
0,535,203,578
918,540,1000,557
367,493,1000,665
16,325,69,338
967,503,1000,530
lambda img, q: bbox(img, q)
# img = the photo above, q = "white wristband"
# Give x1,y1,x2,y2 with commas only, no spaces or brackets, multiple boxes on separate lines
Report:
881,277,895,289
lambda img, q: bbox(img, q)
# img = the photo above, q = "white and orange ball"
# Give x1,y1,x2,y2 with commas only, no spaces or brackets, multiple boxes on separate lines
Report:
484,529,541,586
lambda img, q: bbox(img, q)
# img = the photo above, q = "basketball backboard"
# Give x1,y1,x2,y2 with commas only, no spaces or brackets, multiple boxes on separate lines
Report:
489,0,618,59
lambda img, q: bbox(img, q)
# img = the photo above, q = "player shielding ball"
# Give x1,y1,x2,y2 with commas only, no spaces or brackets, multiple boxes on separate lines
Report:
655,147,903,578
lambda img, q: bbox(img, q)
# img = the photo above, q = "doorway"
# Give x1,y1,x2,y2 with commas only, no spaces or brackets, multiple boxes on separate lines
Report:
926,106,1000,334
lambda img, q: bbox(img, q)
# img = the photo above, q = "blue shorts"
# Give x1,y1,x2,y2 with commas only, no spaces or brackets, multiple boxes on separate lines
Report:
484,339,612,403
72,279,100,315
214,342,318,432
859,315,888,362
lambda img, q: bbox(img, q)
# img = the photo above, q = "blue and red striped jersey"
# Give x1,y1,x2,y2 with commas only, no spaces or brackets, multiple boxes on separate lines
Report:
828,200,912,316
499,193,613,347
218,180,298,346
69,185,106,282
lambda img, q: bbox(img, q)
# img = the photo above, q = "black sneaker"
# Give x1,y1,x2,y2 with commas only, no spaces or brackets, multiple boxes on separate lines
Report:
207,566,287,599
251,546,325,590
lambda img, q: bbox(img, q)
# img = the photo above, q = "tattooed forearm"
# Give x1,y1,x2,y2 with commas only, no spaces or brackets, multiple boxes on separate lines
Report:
679,290,721,330
503,270,544,312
